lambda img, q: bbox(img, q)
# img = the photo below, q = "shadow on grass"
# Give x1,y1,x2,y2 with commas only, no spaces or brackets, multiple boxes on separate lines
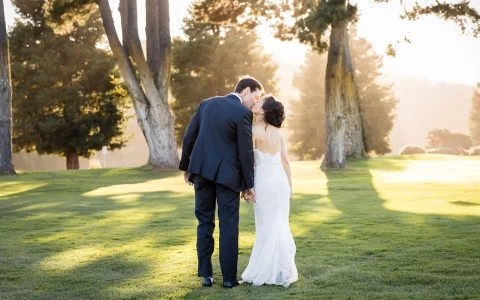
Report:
450,201,480,206
2,163,480,299
0,167,201,299
292,168,480,298
10,253,153,300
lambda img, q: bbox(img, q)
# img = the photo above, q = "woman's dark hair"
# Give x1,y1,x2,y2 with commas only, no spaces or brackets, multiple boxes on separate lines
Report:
234,75,263,94
262,95,285,128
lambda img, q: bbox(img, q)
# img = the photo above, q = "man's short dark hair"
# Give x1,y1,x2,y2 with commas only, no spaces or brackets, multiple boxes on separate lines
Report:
234,75,263,93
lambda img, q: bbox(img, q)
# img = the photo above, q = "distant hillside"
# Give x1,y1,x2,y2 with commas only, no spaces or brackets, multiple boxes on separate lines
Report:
380,72,474,153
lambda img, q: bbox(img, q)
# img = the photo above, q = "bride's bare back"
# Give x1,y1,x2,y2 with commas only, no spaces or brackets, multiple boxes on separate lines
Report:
252,124,283,155
252,122,292,197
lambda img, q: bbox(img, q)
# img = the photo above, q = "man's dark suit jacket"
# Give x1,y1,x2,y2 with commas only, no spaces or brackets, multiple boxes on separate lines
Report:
179,94,254,192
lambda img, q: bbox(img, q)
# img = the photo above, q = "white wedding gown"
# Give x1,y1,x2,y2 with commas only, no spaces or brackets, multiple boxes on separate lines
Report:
241,149,298,287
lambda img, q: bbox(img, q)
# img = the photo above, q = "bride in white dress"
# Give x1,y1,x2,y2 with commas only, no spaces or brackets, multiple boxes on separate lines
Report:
241,95,298,287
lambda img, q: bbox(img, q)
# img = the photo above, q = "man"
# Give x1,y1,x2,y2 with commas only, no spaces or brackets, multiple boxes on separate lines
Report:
179,76,263,288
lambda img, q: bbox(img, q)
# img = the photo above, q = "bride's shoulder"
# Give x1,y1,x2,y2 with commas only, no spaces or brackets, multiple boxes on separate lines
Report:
252,124,262,132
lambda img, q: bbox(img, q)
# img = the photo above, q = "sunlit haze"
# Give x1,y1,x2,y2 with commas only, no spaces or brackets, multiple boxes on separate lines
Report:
4,0,480,157
354,1,480,86
4,0,478,85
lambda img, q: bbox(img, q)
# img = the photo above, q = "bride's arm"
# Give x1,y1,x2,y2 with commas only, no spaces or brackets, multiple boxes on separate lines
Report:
280,132,293,198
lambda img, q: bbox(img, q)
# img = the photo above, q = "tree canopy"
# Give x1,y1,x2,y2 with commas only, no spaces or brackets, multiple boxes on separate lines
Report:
171,15,277,144
289,50,326,160
427,128,472,151
10,0,129,169
193,0,480,50
351,28,397,155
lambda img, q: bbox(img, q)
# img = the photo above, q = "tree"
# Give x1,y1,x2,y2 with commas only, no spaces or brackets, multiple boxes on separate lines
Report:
289,51,326,160
427,128,472,151
45,0,179,168
289,30,397,160
171,17,277,144
304,1,365,169
469,83,480,146
0,0,15,175
194,0,364,168
192,0,480,168
10,0,128,170
351,29,397,155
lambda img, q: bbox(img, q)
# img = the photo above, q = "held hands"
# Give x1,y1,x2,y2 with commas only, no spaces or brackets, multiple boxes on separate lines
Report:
242,188,256,203
184,171,193,186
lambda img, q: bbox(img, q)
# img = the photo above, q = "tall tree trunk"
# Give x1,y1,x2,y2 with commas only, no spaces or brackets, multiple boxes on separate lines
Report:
322,20,366,169
341,24,365,158
66,151,79,170
0,0,15,175
98,0,178,168
146,0,170,92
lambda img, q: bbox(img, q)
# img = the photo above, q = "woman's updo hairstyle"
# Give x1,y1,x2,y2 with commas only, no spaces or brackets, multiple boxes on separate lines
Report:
262,95,286,128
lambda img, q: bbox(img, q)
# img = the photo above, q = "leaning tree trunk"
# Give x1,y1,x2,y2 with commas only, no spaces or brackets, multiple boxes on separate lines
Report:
98,0,178,168
322,21,366,169
0,0,15,175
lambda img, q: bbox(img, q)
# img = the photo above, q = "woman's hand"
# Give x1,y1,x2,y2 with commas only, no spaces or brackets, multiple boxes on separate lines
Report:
242,188,256,203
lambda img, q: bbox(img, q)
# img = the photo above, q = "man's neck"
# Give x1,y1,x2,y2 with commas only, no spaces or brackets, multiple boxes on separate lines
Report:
231,93,243,103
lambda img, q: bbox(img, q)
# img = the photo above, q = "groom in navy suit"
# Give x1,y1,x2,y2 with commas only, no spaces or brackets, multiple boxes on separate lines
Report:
179,76,263,288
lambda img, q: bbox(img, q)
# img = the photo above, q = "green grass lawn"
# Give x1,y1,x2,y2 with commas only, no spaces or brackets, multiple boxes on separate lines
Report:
1,155,479,299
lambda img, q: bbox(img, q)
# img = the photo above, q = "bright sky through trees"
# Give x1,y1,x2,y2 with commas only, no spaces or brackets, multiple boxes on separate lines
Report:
3,0,479,86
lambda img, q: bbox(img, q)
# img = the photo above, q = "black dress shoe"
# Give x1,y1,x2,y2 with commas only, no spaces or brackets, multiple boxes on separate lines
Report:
222,280,240,288
202,277,214,287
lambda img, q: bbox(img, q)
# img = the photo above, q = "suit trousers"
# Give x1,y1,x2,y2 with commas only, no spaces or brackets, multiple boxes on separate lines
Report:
194,175,240,282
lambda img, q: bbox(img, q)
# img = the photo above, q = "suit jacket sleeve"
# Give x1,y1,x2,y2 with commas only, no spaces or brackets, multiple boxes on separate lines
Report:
237,110,255,189
179,102,202,171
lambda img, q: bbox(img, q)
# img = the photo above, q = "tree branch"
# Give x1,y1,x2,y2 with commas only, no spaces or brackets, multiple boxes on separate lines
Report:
123,0,169,107
97,0,148,105
402,1,480,36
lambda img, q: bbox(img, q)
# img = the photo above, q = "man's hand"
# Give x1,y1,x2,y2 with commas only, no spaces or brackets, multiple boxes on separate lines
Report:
242,188,256,203
184,171,193,186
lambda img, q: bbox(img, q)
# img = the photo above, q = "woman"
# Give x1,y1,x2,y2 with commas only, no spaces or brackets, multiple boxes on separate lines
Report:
241,95,298,287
